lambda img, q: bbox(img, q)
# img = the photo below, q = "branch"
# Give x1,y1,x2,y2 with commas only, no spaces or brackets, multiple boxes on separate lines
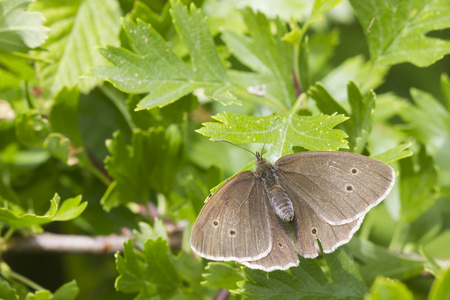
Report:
2,233,129,254
1,222,184,255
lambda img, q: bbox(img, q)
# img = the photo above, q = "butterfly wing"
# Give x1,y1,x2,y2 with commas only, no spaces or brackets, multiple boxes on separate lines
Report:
276,151,395,225
240,209,299,271
284,180,364,257
190,171,272,261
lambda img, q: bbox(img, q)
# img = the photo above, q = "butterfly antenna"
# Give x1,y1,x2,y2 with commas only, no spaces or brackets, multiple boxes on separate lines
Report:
214,140,257,157
261,117,280,156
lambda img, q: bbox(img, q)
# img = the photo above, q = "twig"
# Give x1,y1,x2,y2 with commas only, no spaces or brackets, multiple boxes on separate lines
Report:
1,221,185,255
215,288,230,300
2,233,130,254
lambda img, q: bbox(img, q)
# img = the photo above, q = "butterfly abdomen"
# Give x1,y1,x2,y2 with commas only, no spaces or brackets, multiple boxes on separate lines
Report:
255,155,295,222
267,184,294,222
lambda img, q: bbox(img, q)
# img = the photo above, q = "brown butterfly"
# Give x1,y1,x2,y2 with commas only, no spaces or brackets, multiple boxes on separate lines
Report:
190,120,395,271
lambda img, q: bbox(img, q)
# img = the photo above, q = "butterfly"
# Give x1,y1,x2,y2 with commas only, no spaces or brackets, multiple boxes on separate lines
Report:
190,120,395,271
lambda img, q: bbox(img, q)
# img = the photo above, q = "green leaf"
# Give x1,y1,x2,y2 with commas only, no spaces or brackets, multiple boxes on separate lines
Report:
0,157,21,203
423,230,450,260
222,8,295,111
115,238,180,298
92,2,235,110
428,265,450,300
171,1,228,83
364,276,414,300
0,279,18,300
171,252,205,288
128,1,172,37
349,0,450,67
372,143,413,164
115,241,152,295
346,82,375,153
133,220,168,251
202,262,244,291
237,247,367,299
349,237,425,283
53,195,87,221
35,0,122,94
399,146,439,222
304,0,342,30
0,276,77,300
197,112,348,161
320,56,388,102
144,239,180,291
308,29,340,81
43,133,71,165
0,194,86,228
397,88,450,155
15,112,51,148
49,87,83,147
308,82,374,153
52,280,79,300
0,0,49,52
102,126,183,210
441,73,450,110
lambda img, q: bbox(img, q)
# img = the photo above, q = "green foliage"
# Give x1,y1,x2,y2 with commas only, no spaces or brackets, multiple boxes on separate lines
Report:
32,0,122,94
349,237,425,283
223,8,295,111
115,238,210,298
0,0,49,52
238,248,367,299
0,277,79,300
1,0,449,299
399,147,439,223
308,81,375,153
364,276,414,300
350,0,450,67
102,125,182,210
197,112,349,156
0,194,86,229
92,1,236,110
428,265,450,300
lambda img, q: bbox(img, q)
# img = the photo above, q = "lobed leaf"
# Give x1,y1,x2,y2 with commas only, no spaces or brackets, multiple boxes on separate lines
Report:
397,88,450,156
372,143,413,164
35,0,122,94
238,248,367,299
399,146,439,223
350,0,450,67
115,238,188,298
349,237,425,283
0,278,78,300
0,0,49,52
364,276,414,300
92,1,235,110
0,194,86,228
197,112,348,163
102,126,182,210
202,263,244,291
222,8,295,112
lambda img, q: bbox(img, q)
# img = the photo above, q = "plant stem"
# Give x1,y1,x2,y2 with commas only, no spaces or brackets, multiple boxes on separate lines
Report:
8,269,46,291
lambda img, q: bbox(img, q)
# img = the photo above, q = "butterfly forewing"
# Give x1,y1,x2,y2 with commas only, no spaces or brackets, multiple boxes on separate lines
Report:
276,151,395,225
190,171,273,261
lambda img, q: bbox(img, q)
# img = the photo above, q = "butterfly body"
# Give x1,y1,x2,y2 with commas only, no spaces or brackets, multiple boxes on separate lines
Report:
191,151,395,271
255,152,294,222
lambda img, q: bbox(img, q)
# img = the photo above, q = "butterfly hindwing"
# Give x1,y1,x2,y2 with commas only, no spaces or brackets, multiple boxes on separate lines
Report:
240,206,299,271
285,181,363,257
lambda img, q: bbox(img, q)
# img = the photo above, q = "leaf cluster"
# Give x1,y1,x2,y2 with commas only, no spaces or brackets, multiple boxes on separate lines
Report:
1,0,450,299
